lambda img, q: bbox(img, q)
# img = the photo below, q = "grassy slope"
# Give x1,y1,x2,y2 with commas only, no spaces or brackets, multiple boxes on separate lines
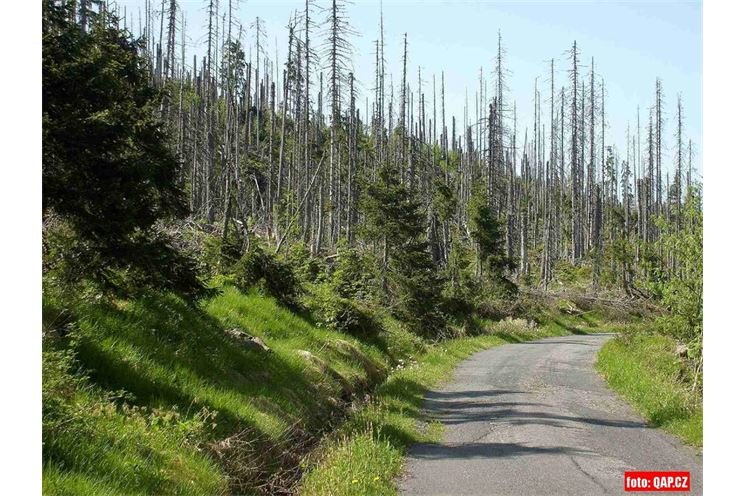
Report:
42,280,617,495
43,286,422,495
298,313,608,496
596,333,702,447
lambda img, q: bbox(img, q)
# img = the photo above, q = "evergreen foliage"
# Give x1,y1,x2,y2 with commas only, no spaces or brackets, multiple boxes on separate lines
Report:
360,164,445,336
233,242,300,308
467,181,517,298
40,2,704,492
42,1,203,297
650,185,703,357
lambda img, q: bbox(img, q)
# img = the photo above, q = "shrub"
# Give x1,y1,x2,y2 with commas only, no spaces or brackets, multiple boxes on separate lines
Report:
643,186,702,360
485,317,536,336
440,238,479,318
43,2,204,299
441,286,476,319
330,244,379,300
306,286,378,338
485,254,519,299
554,260,591,287
284,242,324,284
233,244,300,308
202,231,244,277
43,218,207,300
388,242,446,338
474,299,513,321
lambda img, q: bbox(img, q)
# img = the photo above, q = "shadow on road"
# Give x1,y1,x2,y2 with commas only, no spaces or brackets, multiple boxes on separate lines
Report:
421,388,648,430
427,389,525,399
434,407,648,429
519,340,597,346
407,441,593,460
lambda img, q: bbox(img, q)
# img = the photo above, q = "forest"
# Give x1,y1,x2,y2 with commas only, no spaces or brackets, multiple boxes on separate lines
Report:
42,1,703,494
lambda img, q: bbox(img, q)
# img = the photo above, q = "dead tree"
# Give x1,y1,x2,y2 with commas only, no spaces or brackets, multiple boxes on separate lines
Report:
569,41,583,262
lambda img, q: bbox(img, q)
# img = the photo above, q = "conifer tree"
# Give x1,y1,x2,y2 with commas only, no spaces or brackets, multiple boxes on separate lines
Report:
43,0,203,296
359,163,443,335
468,180,516,297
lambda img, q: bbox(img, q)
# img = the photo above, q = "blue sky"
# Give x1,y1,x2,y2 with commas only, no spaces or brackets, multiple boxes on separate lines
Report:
117,0,702,176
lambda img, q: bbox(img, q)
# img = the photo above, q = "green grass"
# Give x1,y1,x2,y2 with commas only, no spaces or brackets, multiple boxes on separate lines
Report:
298,320,580,495
42,348,226,495
42,280,625,495
42,285,414,495
596,333,702,447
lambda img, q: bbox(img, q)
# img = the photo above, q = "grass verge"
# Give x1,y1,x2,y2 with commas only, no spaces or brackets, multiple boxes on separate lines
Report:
298,319,587,495
596,333,702,447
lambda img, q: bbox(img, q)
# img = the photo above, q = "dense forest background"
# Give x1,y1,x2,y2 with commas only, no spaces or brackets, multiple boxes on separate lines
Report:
41,1,703,494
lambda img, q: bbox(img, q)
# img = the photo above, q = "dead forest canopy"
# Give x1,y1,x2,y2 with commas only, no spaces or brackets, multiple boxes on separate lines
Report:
43,0,702,349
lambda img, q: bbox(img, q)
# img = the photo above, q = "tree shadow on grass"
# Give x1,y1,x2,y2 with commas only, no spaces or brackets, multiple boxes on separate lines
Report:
71,292,336,437
551,318,589,335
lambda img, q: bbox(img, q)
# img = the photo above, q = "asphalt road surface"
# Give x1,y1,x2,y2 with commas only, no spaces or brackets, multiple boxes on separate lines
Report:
398,334,703,495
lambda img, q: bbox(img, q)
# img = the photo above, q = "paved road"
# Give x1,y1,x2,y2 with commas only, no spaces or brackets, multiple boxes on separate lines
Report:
398,334,703,495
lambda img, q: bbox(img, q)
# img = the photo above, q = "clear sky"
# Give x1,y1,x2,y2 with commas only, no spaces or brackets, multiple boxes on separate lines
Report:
116,0,702,177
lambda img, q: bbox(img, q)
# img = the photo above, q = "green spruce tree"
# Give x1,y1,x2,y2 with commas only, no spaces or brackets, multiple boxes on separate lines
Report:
467,180,516,298
360,163,444,336
42,1,203,297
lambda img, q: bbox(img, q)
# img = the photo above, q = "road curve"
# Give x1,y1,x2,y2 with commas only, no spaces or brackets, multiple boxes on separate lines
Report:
398,334,702,495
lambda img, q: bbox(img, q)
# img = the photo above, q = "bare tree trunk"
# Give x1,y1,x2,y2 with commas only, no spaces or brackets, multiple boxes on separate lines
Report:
570,41,582,263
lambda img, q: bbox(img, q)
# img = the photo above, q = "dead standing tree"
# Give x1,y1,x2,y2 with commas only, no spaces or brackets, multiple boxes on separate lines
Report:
322,0,354,248
569,41,583,263
115,2,701,297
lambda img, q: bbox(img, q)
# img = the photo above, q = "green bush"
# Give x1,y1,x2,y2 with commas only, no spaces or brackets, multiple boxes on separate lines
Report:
233,243,300,307
388,244,446,338
474,299,513,321
202,231,244,277
554,260,591,287
485,317,536,336
43,218,207,300
441,286,476,319
643,186,702,360
43,1,204,299
485,254,518,299
297,244,381,337
440,238,479,318
284,242,324,284
330,244,379,300
306,285,379,338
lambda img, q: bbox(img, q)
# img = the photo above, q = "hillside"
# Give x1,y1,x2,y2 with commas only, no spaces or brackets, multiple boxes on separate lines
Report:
44,274,630,495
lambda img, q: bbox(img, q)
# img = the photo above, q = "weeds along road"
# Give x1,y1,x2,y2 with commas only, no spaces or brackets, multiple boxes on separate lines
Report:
398,334,702,496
